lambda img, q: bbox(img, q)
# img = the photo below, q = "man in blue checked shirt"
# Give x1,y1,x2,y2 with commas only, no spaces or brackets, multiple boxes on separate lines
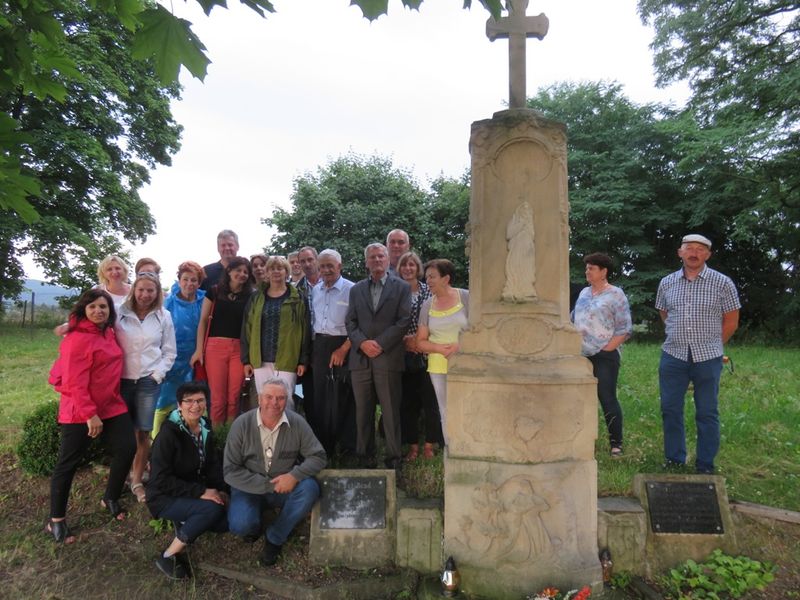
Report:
656,234,740,474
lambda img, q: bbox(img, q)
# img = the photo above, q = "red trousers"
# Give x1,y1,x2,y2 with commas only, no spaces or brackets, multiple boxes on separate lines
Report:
205,337,244,425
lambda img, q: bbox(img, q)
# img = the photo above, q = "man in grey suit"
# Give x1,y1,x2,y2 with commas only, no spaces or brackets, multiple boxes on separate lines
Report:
346,242,411,470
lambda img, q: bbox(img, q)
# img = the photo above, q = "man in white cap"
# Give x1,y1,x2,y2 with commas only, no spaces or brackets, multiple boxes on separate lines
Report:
655,234,740,474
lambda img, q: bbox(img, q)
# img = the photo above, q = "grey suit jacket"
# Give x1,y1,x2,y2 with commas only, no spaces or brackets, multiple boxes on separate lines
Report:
345,275,411,371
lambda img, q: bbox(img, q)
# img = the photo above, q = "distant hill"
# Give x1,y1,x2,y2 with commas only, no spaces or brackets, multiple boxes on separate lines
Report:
18,279,80,307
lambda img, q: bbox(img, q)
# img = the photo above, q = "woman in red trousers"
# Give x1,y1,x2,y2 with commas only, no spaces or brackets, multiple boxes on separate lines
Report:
191,256,254,425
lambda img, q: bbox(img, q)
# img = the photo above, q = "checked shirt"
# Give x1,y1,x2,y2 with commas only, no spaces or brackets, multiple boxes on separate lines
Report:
655,265,740,362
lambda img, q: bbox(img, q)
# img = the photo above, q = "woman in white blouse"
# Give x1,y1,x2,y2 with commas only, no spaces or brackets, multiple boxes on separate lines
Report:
116,272,177,502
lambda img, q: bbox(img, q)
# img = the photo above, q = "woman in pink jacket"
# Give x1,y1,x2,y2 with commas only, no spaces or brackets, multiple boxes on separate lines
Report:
47,289,136,543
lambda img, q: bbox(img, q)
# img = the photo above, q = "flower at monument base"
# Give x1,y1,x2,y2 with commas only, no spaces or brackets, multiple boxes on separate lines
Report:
527,586,591,600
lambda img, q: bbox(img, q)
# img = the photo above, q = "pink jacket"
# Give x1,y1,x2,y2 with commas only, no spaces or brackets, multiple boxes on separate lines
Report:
49,318,128,424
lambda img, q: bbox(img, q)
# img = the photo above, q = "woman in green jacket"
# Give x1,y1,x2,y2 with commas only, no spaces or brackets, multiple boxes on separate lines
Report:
241,256,310,411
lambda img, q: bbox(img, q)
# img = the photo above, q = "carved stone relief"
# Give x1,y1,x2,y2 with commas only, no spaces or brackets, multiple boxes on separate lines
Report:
501,201,537,303
496,316,553,354
455,475,555,564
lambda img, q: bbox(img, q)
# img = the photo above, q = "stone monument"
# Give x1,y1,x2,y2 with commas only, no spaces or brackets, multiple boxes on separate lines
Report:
442,1,603,595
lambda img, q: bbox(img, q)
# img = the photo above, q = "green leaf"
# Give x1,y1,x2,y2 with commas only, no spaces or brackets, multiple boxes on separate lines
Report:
131,6,210,83
25,74,68,101
351,0,389,21
196,0,229,15
239,0,276,18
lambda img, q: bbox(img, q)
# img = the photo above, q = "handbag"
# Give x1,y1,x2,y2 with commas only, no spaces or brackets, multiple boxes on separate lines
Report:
404,351,427,373
193,362,208,382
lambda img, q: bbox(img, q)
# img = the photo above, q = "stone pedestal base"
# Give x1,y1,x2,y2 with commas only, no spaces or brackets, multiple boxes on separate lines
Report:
444,453,601,597
440,108,604,596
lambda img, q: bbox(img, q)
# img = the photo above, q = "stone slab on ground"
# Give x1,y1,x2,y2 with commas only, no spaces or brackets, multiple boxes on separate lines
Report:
308,468,397,568
731,500,800,524
633,473,738,578
199,562,417,600
597,496,647,576
396,497,443,574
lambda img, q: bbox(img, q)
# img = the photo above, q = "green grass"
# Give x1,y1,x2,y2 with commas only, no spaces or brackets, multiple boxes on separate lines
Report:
0,325,61,449
1,323,798,511
597,342,800,511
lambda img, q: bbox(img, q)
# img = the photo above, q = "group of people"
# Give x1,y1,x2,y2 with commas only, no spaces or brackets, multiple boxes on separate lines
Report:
45,227,470,577
45,224,739,579
572,234,740,476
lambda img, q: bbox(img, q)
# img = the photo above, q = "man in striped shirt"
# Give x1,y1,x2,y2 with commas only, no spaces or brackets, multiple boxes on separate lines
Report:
655,234,740,474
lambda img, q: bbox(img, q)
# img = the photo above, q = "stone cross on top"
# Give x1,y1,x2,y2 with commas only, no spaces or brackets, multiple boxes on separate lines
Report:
486,0,549,109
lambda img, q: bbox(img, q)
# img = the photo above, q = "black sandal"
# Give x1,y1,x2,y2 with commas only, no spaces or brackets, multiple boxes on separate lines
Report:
46,519,74,543
101,497,126,521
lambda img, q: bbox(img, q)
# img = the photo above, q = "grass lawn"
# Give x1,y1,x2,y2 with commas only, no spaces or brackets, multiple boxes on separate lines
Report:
1,323,798,512
1,323,799,597
598,342,800,511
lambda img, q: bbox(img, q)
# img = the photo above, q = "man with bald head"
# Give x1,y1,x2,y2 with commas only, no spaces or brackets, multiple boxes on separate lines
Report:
386,229,410,274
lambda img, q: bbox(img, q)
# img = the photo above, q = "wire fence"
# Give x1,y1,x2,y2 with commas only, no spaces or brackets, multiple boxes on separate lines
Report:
2,290,71,328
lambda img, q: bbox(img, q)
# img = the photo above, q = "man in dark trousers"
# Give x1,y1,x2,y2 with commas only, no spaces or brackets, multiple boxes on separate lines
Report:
346,242,411,471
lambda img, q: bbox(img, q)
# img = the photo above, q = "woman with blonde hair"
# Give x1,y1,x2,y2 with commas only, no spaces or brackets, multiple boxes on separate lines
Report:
117,272,177,502
96,255,131,308
397,251,442,461
241,255,310,411
152,261,207,437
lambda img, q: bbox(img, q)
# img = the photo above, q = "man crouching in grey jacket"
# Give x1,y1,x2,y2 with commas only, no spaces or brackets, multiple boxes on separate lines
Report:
224,376,326,566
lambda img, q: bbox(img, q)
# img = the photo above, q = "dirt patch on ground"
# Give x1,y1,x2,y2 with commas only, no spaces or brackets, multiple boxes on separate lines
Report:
1,450,798,599
0,452,400,599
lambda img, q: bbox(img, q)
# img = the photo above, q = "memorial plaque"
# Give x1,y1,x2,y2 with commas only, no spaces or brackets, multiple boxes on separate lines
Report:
319,476,386,529
645,480,724,534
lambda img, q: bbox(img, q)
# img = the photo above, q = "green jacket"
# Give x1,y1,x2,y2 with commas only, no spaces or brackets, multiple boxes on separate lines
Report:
240,284,311,372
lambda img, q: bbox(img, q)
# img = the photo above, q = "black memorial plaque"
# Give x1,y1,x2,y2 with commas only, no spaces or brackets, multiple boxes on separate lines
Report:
645,480,724,534
319,476,386,529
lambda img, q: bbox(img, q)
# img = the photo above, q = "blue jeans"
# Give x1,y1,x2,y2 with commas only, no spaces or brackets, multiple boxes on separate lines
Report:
121,375,161,432
659,351,723,471
228,478,320,546
157,496,228,544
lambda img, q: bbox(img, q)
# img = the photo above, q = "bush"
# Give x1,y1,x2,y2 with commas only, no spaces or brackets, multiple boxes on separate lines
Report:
212,420,231,455
17,401,104,476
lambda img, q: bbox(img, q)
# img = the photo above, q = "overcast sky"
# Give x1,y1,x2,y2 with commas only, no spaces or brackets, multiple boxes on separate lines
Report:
26,0,689,280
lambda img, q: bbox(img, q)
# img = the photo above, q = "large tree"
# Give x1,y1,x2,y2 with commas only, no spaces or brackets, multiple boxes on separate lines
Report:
0,1,181,304
530,80,799,335
638,0,800,335
1,0,502,222
529,82,688,325
264,154,470,286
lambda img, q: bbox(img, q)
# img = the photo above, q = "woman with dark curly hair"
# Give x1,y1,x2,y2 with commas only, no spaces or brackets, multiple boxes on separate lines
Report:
47,289,137,541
